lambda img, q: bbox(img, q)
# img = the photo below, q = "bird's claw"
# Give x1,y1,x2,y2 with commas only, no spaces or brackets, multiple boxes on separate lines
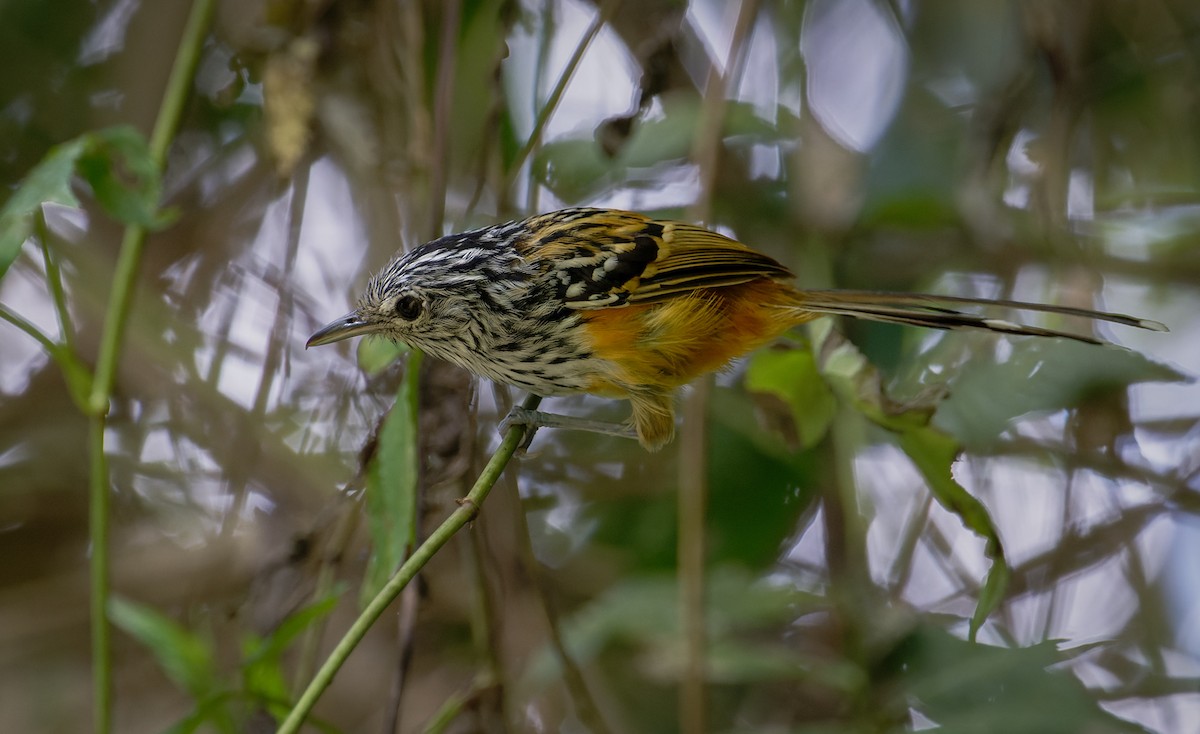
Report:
499,406,542,451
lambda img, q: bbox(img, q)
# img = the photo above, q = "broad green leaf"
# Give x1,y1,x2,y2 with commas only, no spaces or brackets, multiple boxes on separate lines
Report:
526,568,827,687
745,347,838,449
881,624,1152,734
814,320,941,431
532,138,615,202
534,99,790,202
76,125,175,229
361,352,422,606
0,137,87,279
109,596,218,699
708,387,820,568
622,97,786,169
356,335,409,375
0,125,171,281
934,339,1188,451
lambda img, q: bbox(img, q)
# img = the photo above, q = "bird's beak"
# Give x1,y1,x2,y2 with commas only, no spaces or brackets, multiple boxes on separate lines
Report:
306,311,380,348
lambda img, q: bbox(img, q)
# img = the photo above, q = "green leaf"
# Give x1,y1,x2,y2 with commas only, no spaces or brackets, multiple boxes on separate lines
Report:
0,125,171,281
526,567,826,687
76,125,175,229
881,625,1152,734
745,347,838,449
533,98,789,203
240,592,341,725
163,692,239,734
622,97,786,169
0,138,87,279
361,352,422,606
241,645,290,722
934,339,1189,451
532,139,616,202
109,596,218,699
897,427,1008,640
356,335,409,375
813,320,940,431
708,387,821,568
242,590,342,667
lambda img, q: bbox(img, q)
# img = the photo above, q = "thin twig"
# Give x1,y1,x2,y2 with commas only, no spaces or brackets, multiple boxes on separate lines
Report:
222,160,312,539
291,498,362,698
525,0,559,214
677,378,710,734
428,0,461,240
463,517,512,732
509,471,614,734
678,2,761,732
382,582,422,734
504,0,619,198
277,394,543,734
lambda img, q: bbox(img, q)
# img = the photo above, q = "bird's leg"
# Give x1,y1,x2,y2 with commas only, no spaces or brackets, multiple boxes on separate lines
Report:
499,407,639,449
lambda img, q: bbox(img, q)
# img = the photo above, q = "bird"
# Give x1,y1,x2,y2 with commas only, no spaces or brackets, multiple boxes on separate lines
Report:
307,207,1166,451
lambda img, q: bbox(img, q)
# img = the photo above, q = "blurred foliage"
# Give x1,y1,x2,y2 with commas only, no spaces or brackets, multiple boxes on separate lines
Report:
361,353,421,606
0,125,169,278
876,625,1152,734
935,339,1189,451
111,592,341,732
1,0,1198,733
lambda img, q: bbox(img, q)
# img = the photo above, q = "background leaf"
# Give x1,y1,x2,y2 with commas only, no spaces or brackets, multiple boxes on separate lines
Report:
361,354,421,606
109,597,219,700
881,625,1153,734
934,339,1189,450
745,346,838,449
0,137,86,279
0,125,169,281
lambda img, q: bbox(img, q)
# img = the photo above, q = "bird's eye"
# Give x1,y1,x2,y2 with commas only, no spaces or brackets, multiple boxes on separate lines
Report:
394,294,423,321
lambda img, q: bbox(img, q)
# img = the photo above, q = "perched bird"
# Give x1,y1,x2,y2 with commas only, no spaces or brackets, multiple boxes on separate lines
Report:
307,208,1165,450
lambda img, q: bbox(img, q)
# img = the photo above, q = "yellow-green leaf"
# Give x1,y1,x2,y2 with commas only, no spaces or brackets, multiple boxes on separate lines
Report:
745,347,837,449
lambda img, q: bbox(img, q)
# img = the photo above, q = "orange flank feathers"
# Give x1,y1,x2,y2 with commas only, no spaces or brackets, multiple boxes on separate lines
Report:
582,279,808,449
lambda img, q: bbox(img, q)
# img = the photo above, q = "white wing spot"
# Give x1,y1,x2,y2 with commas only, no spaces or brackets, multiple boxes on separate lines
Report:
983,319,1024,332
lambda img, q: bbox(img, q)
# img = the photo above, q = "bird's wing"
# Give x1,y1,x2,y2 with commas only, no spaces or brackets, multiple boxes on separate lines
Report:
516,208,793,309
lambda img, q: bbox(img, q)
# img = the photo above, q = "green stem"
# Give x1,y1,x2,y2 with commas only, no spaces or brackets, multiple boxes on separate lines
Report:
38,212,75,352
277,394,541,734
88,415,111,733
85,2,215,732
88,0,215,412
0,303,58,353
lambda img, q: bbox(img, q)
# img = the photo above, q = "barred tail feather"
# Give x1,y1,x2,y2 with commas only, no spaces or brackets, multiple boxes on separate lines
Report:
788,289,1167,345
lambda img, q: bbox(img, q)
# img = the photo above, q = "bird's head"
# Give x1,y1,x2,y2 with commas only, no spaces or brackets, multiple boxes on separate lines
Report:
306,235,520,351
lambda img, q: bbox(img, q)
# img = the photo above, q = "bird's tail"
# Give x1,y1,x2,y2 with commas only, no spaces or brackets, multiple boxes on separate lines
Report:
787,289,1167,345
